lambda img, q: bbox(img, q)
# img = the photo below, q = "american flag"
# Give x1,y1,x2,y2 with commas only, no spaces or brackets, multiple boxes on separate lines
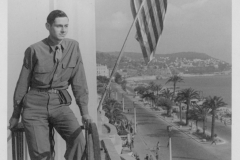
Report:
130,0,168,64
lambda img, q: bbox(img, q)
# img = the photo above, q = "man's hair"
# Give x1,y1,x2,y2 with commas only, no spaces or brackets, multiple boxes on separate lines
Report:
47,10,68,25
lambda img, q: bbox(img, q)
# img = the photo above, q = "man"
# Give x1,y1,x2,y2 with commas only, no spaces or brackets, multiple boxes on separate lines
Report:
156,141,160,150
156,141,161,160
8,10,91,160
145,154,149,160
130,125,133,134
211,134,218,145
131,134,134,148
149,155,153,160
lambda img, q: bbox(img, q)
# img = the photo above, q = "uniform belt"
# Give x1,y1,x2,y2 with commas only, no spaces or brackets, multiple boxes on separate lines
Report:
31,88,59,94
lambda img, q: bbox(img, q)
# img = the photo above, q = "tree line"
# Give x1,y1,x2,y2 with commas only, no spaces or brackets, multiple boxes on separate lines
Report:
134,75,227,140
97,74,228,140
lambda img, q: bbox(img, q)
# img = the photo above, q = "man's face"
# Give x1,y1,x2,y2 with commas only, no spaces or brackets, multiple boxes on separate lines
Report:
47,17,69,41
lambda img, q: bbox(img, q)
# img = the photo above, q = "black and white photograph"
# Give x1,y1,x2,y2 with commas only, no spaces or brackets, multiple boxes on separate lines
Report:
3,0,239,160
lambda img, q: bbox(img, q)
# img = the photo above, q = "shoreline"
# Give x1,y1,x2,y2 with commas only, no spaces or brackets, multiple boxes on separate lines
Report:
126,74,231,82
125,77,232,109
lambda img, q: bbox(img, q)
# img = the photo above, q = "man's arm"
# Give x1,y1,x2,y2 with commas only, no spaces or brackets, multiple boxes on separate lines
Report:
69,43,90,119
9,47,34,129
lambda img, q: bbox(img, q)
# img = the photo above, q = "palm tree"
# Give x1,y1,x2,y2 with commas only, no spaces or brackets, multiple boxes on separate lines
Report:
142,91,156,107
134,86,147,97
121,79,127,91
155,84,162,96
102,98,128,126
148,81,162,96
97,76,110,96
148,81,156,91
205,96,227,139
189,101,211,135
161,88,173,100
115,117,130,133
97,83,105,95
188,108,200,130
107,87,114,98
156,97,173,116
175,93,185,123
178,88,199,125
165,75,184,99
97,76,109,84
159,89,174,115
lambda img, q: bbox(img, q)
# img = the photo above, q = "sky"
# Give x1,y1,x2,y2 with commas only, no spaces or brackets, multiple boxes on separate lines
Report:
96,0,232,63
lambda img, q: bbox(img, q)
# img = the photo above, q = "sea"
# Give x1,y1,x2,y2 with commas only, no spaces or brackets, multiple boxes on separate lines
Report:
141,75,232,108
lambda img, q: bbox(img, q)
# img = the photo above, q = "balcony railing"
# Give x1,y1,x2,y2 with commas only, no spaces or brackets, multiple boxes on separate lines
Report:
8,121,101,160
8,112,135,160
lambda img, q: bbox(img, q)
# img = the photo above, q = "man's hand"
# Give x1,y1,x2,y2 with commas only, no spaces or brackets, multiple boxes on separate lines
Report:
82,114,92,126
8,117,19,130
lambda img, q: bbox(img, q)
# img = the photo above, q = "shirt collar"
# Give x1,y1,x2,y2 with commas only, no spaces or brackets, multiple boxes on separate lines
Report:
47,37,66,52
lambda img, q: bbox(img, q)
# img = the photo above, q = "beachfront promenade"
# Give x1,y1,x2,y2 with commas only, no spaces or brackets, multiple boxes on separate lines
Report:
112,84,231,160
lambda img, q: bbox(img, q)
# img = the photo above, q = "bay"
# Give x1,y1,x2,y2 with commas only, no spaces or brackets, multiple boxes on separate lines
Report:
141,75,232,107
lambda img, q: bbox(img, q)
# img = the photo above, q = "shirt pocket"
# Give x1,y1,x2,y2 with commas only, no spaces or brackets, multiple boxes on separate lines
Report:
33,65,53,84
61,61,76,82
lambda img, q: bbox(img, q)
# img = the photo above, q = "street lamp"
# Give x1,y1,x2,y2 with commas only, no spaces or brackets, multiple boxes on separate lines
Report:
122,93,124,112
133,102,137,134
115,91,118,100
167,126,173,160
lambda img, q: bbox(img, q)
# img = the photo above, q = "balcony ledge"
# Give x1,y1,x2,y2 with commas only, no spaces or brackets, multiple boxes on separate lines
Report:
98,111,134,160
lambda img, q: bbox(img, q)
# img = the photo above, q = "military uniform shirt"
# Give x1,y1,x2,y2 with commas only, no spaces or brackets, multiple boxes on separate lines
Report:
13,38,89,116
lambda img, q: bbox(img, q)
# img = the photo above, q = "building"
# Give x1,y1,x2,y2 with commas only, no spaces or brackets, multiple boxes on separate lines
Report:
97,64,110,78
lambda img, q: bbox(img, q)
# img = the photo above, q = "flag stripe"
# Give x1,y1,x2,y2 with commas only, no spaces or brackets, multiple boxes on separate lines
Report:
136,21,150,62
144,0,158,52
143,1,157,51
130,0,137,17
132,0,152,60
141,5,154,53
160,0,167,22
155,0,164,32
130,0,149,62
163,0,167,11
137,0,152,58
130,0,167,64
162,0,167,16
151,0,161,37
132,0,151,62
146,0,158,44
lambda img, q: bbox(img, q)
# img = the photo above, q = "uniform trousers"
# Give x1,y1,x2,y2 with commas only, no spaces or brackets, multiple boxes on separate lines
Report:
21,89,85,160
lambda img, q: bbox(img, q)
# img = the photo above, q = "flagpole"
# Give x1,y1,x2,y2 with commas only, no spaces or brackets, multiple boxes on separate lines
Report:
97,0,147,112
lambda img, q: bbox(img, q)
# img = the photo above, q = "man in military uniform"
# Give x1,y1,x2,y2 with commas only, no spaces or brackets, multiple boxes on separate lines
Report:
9,10,91,160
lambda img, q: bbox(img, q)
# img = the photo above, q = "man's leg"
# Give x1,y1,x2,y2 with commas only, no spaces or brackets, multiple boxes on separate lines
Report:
50,104,86,160
22,91,52,160
23,120,51,159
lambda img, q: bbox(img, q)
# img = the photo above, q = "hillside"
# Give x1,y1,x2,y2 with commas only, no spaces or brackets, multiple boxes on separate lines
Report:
98,51,218,62
159,52,212,60
96,51,231,75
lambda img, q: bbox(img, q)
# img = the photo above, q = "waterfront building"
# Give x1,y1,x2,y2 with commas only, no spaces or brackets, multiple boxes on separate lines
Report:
97,64,110,78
